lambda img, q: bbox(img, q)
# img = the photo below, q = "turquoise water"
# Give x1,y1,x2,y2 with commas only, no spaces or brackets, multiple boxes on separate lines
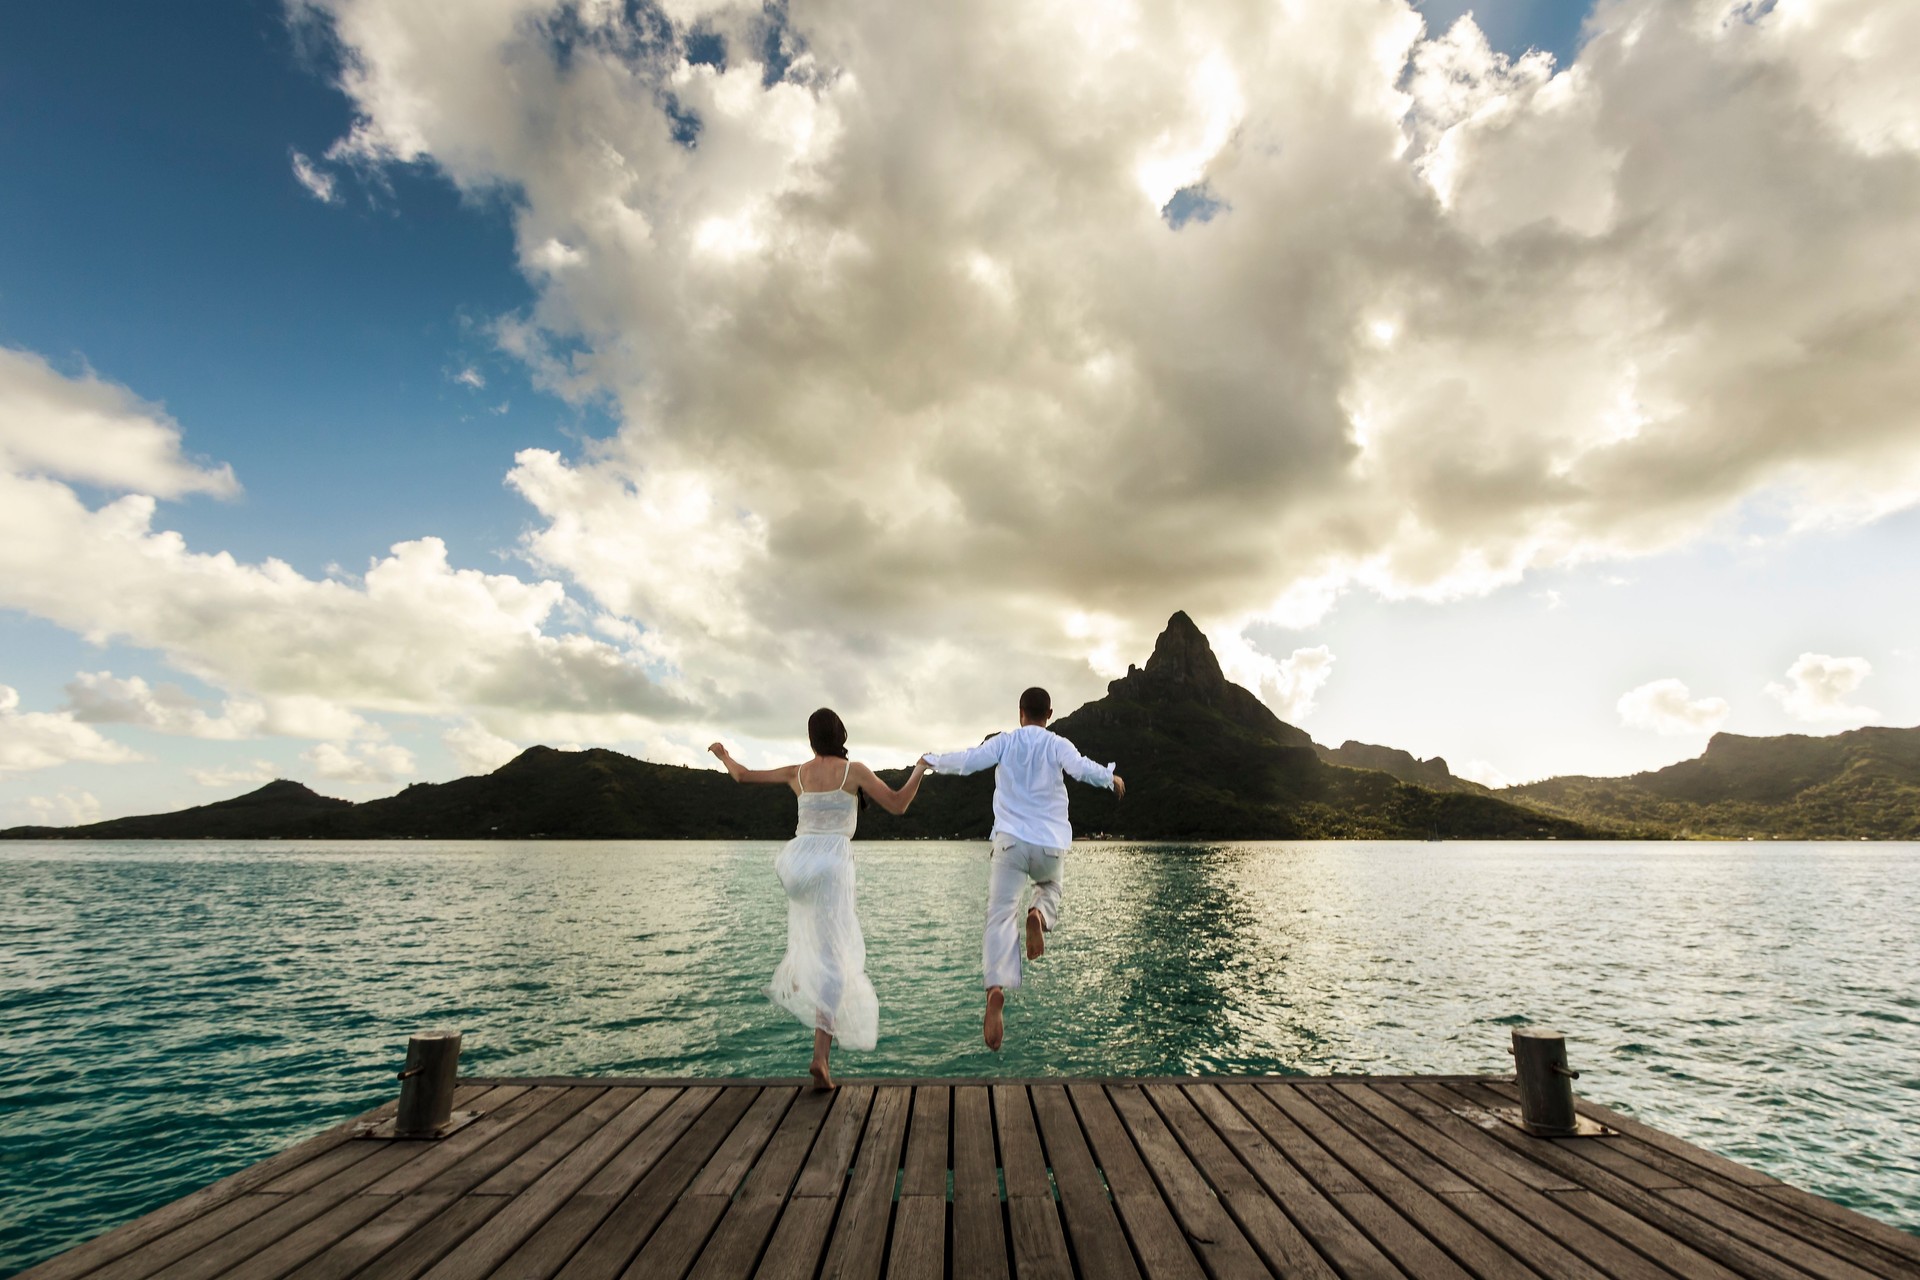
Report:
3,839,1917,1271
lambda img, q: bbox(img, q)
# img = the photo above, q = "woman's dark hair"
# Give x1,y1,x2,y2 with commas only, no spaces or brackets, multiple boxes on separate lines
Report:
807,708,849,758
805,707,867,809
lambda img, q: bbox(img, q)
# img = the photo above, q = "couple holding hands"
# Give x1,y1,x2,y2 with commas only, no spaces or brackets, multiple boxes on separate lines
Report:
709,686,1126,1088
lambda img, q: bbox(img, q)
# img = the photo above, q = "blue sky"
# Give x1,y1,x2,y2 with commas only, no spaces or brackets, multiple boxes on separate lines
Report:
4,0,1918,821
0,4,594,573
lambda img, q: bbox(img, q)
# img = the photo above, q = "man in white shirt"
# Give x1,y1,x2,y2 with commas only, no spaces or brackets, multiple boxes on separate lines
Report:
921,687,1125,1050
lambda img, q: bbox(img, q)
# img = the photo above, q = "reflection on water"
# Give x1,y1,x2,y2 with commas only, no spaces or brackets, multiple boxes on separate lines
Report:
1,839,1916,1271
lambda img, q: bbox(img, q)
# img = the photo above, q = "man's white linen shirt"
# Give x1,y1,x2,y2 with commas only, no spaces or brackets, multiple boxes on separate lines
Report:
924,724,1117,850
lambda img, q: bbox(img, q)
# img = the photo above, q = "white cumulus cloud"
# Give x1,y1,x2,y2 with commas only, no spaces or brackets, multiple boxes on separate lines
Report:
271,0,1920,749
190,760,280,788
1617,678,1731,736
65,672,258,739
12,789,103,827
442,720,521,774
0,357,691,721
1766,653,1878,724
0,348,238,498
11,0,1920,777
1455,759,1514,789
1267,647,1338,723
303,740,418,785
0,686,143,772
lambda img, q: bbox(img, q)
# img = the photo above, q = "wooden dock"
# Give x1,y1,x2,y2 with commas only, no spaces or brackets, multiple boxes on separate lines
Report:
19,1076,1919,1280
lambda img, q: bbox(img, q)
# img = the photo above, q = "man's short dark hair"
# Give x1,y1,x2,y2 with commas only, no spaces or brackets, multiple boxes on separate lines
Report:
1020,687,1052,722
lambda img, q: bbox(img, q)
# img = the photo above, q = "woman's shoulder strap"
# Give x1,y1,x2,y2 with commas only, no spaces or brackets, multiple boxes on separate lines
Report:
840,759,853,790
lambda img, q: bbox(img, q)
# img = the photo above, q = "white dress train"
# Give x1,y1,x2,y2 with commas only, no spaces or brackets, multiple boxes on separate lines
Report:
765,762,878,1051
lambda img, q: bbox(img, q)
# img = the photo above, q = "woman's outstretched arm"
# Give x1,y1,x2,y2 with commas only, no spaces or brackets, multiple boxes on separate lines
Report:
852,759,928,815
709,743,801,789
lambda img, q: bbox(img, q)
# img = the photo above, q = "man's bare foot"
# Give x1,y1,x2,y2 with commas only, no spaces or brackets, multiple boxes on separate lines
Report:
1026,907,1045,961
983,986,1006,1052
809,1059,836,1091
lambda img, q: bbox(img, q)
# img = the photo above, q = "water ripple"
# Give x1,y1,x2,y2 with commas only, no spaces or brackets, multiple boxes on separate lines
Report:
1,839,1916,1271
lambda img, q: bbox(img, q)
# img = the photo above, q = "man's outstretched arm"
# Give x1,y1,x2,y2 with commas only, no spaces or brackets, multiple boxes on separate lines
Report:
1055,737,1123,795
922,735,1006,776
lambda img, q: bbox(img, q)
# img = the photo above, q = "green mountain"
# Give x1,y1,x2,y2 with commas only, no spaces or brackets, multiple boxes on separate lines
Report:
1,611,1594,842
0,778,351,840
14,614,1914,841
1508,725,1920,839
995,612,1585,839
1313,740,1487,793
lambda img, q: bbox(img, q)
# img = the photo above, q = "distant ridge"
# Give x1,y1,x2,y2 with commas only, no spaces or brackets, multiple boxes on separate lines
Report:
28,614,1920,842
1509,724,1920,839
1315,740,1485,793
2,612,1602,842
0,778,350,840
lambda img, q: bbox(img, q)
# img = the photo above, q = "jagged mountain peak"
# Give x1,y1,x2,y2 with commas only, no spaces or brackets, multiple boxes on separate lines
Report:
1139,610,1228,699
1096,611,1312,748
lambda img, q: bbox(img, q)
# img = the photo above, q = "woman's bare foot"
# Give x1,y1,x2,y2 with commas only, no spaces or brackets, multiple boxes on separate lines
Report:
809,1028,836,1090
1026,907,1045,961
983,986,1006,1051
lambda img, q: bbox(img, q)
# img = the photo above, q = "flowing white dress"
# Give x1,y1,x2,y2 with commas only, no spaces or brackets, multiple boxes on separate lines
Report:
765,763,879,1051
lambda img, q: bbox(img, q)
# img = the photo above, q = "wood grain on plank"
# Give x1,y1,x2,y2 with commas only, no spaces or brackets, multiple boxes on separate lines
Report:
1107,1084,1269,1280
473,1087,650,1196
686,1089,835,1280
14,1087,490,1280
886,1196,947,1280
899,1086,951,1199
1143,1083,1336,1280
1438,1079,1846,1280
993,1086,1072,1280
820,1085,913,1280
353,1199,501,1280
749,1198,837,1280
27,1075,1919,1280
625,1088,796,1280
746,1087,875,1280
1226,1077,1438,1280
792,1086,875,1199
1065,1084,1204,1280
551,1086,761,1280
1341,1081,1676,1280
1189,1084,1411,1280
1392,1082,1746,1280
484,1088,713,1280
278,1193,462,1280
952,1086,1011,1280
1029,1085,1140,1280
425,1091,691,1280
356,1087,571,1197
1257,1083,1534,1280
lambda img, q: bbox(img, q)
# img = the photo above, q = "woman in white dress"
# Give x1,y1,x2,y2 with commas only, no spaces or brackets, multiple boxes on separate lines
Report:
709,709,927,1089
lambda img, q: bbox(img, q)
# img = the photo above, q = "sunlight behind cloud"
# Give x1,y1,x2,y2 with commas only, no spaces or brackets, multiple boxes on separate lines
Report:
1618,678,1730,736
7,0,1920,780
1766,653,1878,724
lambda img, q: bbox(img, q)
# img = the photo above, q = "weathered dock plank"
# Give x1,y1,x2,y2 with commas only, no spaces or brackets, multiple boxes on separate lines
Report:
884,1086,948,1280
950,1086,1008,1280
18,1076,1916,1280
1029,1086,1138,1280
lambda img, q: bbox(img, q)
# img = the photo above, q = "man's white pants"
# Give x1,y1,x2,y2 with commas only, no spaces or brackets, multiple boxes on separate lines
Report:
984,834,1064,991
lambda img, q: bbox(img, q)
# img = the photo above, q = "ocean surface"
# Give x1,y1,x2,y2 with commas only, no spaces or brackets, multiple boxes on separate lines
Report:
3,839,1917,1271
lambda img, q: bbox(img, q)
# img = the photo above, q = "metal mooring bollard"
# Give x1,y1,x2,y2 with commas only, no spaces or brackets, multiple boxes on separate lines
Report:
395,1029,462,1137
1510,1027,1581,1135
